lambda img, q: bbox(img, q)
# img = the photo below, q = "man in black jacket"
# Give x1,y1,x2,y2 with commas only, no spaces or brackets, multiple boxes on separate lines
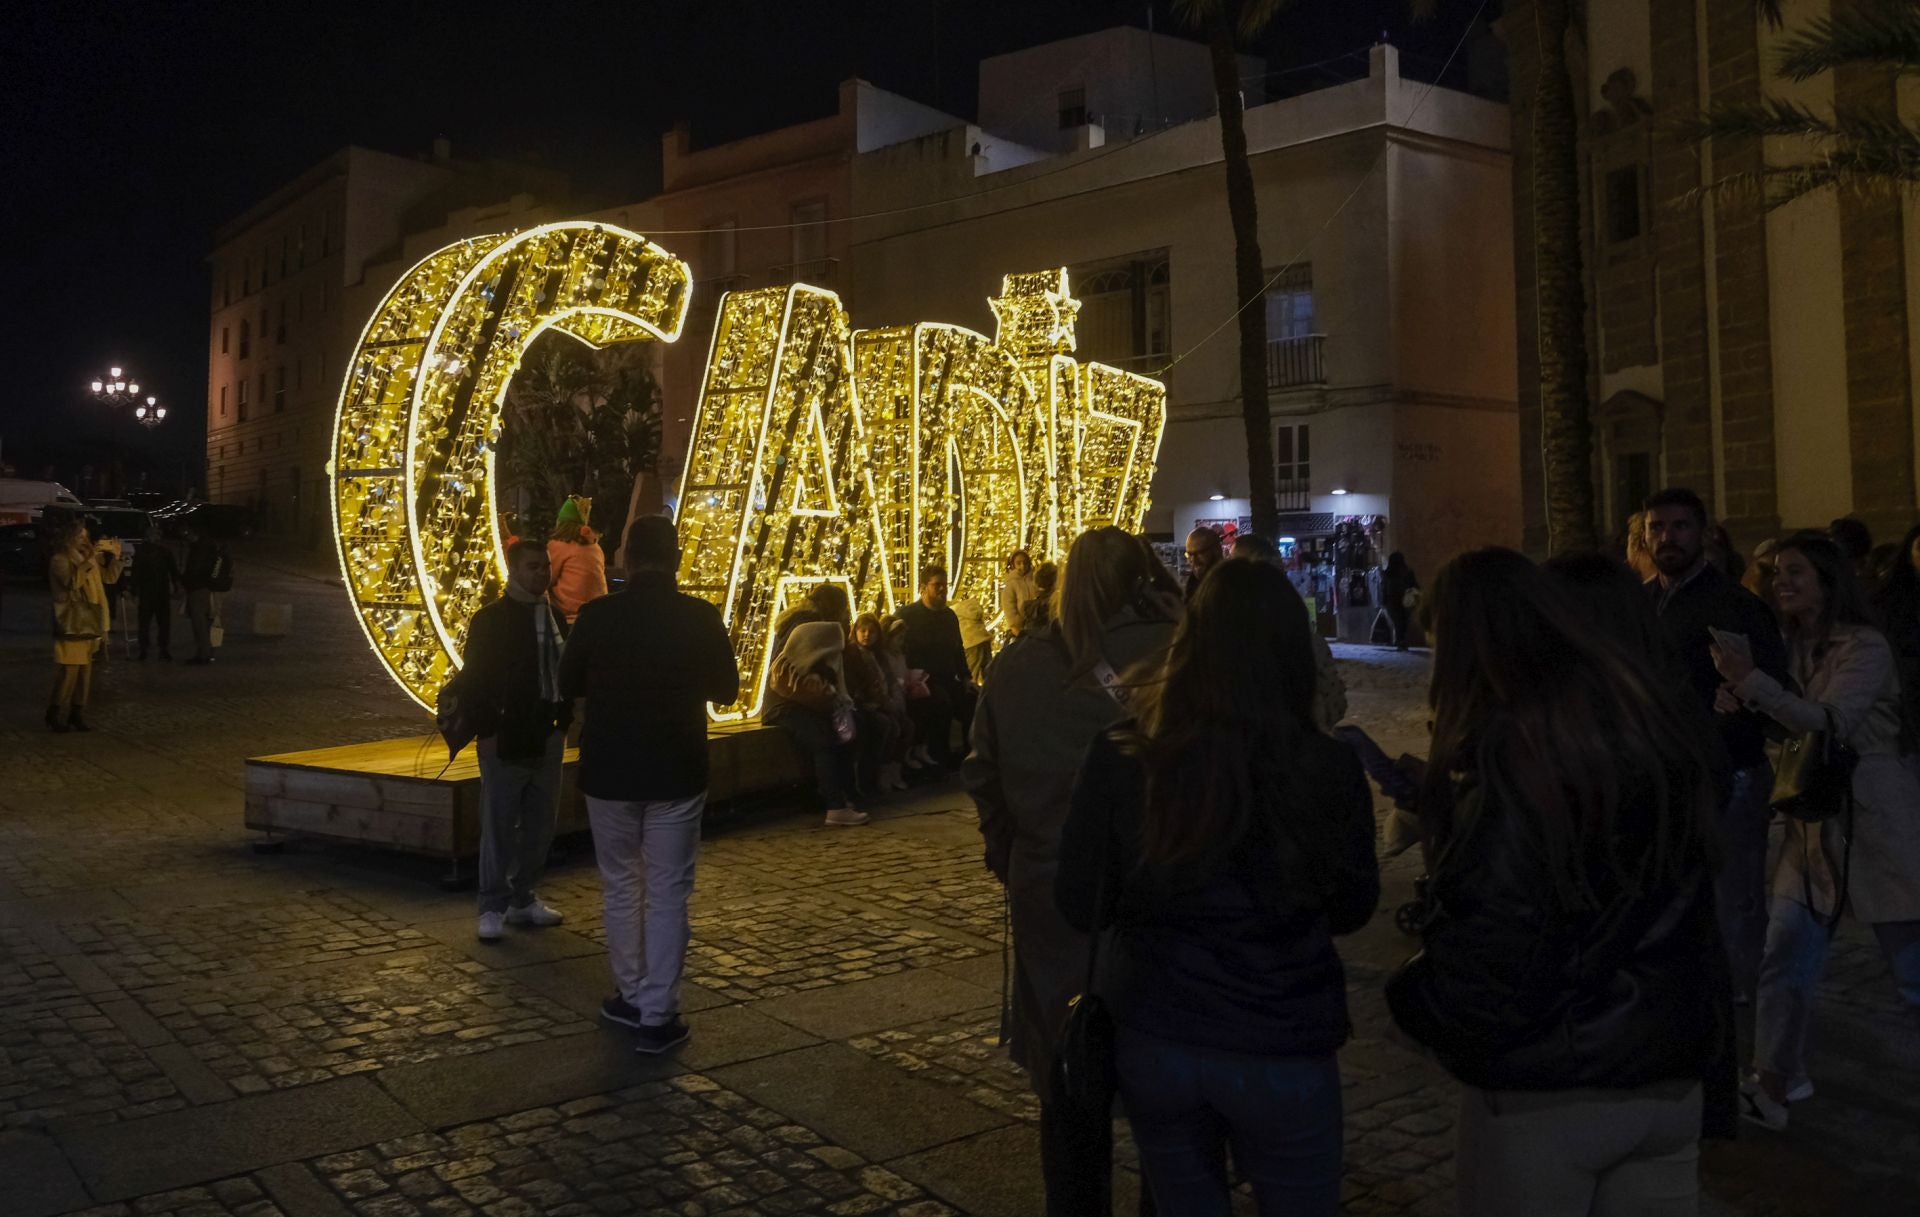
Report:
131,526,180,660
1644,486,1788,1004
448,539,572,944
894,565,976,768
560,516,738,1053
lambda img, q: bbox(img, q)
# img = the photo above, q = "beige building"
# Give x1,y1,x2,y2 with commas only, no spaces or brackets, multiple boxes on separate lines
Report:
245,32,1516,584
852,38,1519,578
205,144,566,544
1504,0,1920,551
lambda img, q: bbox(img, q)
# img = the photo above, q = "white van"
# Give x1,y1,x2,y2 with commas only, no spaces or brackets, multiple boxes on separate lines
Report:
0,479,85,527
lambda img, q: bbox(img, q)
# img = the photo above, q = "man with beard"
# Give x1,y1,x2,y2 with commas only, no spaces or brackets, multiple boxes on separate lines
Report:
1644,487,1787,1007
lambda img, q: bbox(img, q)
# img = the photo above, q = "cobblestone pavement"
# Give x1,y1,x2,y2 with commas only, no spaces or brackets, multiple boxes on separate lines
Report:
1,553,1915,1216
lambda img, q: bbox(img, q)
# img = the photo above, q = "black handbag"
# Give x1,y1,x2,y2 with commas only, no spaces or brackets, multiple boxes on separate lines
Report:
1769,707,1858,823
1041,810,1117,1217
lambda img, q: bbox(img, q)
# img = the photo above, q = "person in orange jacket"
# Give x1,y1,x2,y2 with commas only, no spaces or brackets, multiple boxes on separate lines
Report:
546,496,607,627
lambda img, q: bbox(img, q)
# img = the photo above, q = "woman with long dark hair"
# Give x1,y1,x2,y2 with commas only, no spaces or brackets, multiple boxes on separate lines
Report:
964,526,1176,1213
1386,548,1724,1214
1381,551,1419,650
1713,532,1920,1130
1055,558,1377,1215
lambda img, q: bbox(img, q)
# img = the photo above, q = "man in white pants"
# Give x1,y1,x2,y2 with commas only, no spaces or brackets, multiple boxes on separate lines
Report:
558,516,738,1053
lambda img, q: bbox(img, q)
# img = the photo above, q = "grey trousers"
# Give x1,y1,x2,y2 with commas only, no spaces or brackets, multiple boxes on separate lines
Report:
475,732,562,914
1455,1081,1701,1217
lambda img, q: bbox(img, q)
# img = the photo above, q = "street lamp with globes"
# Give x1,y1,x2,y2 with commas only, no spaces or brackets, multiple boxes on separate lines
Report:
88,365,143,403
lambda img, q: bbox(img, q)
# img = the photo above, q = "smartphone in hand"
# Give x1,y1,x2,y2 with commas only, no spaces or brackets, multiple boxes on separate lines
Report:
1707,626,1752,662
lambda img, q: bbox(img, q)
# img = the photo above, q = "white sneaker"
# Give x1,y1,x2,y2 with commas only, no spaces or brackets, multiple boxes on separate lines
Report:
823,807,870,826
1739,1077,1789,1132
505,900,565,928
476,911,505,942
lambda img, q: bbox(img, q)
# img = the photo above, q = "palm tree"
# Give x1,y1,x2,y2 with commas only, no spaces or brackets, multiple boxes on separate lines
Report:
1525,0,1598,552
1693,0,1920,210
1176,0,1284,539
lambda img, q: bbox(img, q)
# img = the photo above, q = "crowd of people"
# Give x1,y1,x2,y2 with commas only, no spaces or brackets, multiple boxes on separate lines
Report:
967,490,1919,1215
42,516,233,731
415,481,1920,1214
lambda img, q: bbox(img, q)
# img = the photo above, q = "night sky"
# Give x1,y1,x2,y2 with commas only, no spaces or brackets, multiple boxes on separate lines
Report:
4,0,1499,490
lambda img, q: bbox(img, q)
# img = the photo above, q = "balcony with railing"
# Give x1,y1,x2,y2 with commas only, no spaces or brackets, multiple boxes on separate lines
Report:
1266,334,1327,389
1275,477,1312,513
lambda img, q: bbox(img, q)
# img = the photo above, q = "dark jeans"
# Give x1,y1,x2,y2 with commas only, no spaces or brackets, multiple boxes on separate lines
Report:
767,703,854,808
1115,1026,1342,1217
138,593,172,655
1386,605,1411,649
1715,764,1773,1002
854,705,900,791
908,677,977,765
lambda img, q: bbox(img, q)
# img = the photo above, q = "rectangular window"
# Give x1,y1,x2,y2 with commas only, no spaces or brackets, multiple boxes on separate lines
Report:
1066,251,1172,366
1275,422,1311,486
276,303,287,344
274,367,287,412
1264,265,1315,339
243,257,251,295
1615,451,1653,516
237,378,250,421
1058,86,1087,129
261,246,272,286
789,200,827,269
221,326,230,354
279,236,288,278
320,213,331,257
238,320,251,359
1606,166,1644,243
298,222,307,267
219,385,228,416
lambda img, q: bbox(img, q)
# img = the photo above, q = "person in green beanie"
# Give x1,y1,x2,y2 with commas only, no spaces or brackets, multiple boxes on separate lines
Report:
547,495,607,626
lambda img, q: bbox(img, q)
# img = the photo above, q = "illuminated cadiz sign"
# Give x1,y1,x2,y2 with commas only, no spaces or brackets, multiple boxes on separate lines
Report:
330,222,1165,716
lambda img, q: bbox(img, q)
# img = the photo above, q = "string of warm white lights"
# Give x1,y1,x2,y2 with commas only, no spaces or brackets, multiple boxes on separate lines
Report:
334,230,1166,720
329,221,691,710
677,267,1164,721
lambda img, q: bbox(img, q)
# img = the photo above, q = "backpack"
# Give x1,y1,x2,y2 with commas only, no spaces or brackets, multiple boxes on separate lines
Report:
208,550,234,593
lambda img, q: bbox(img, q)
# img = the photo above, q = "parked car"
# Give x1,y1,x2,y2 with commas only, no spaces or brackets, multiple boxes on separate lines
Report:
0,522,50,577
0,478,85,527
88,508,153,577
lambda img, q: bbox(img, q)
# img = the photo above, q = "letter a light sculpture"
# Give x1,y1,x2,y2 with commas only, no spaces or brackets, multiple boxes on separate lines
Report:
332,224,1164,718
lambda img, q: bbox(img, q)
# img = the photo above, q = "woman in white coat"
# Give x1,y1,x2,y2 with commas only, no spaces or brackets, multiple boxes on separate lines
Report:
1713,532,1920,1131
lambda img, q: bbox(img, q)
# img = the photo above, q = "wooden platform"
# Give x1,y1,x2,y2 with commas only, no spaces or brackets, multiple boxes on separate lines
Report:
244,722,807,864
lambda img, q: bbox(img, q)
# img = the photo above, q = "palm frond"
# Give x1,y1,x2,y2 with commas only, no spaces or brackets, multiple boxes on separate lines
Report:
1754,0,1785,31
1235,0,1295,41
1687,108,1920,209
1170,0,1300,41
1774,0,1920,82
1688,97,1839,142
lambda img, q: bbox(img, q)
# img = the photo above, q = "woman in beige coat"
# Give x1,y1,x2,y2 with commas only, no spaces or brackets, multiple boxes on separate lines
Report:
1713,532,1920,1131
48,520,120,732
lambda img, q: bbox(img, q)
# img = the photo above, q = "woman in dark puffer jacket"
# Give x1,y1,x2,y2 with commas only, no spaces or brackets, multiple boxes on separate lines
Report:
1057,558,1378,1216
1387,548,1725,1217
